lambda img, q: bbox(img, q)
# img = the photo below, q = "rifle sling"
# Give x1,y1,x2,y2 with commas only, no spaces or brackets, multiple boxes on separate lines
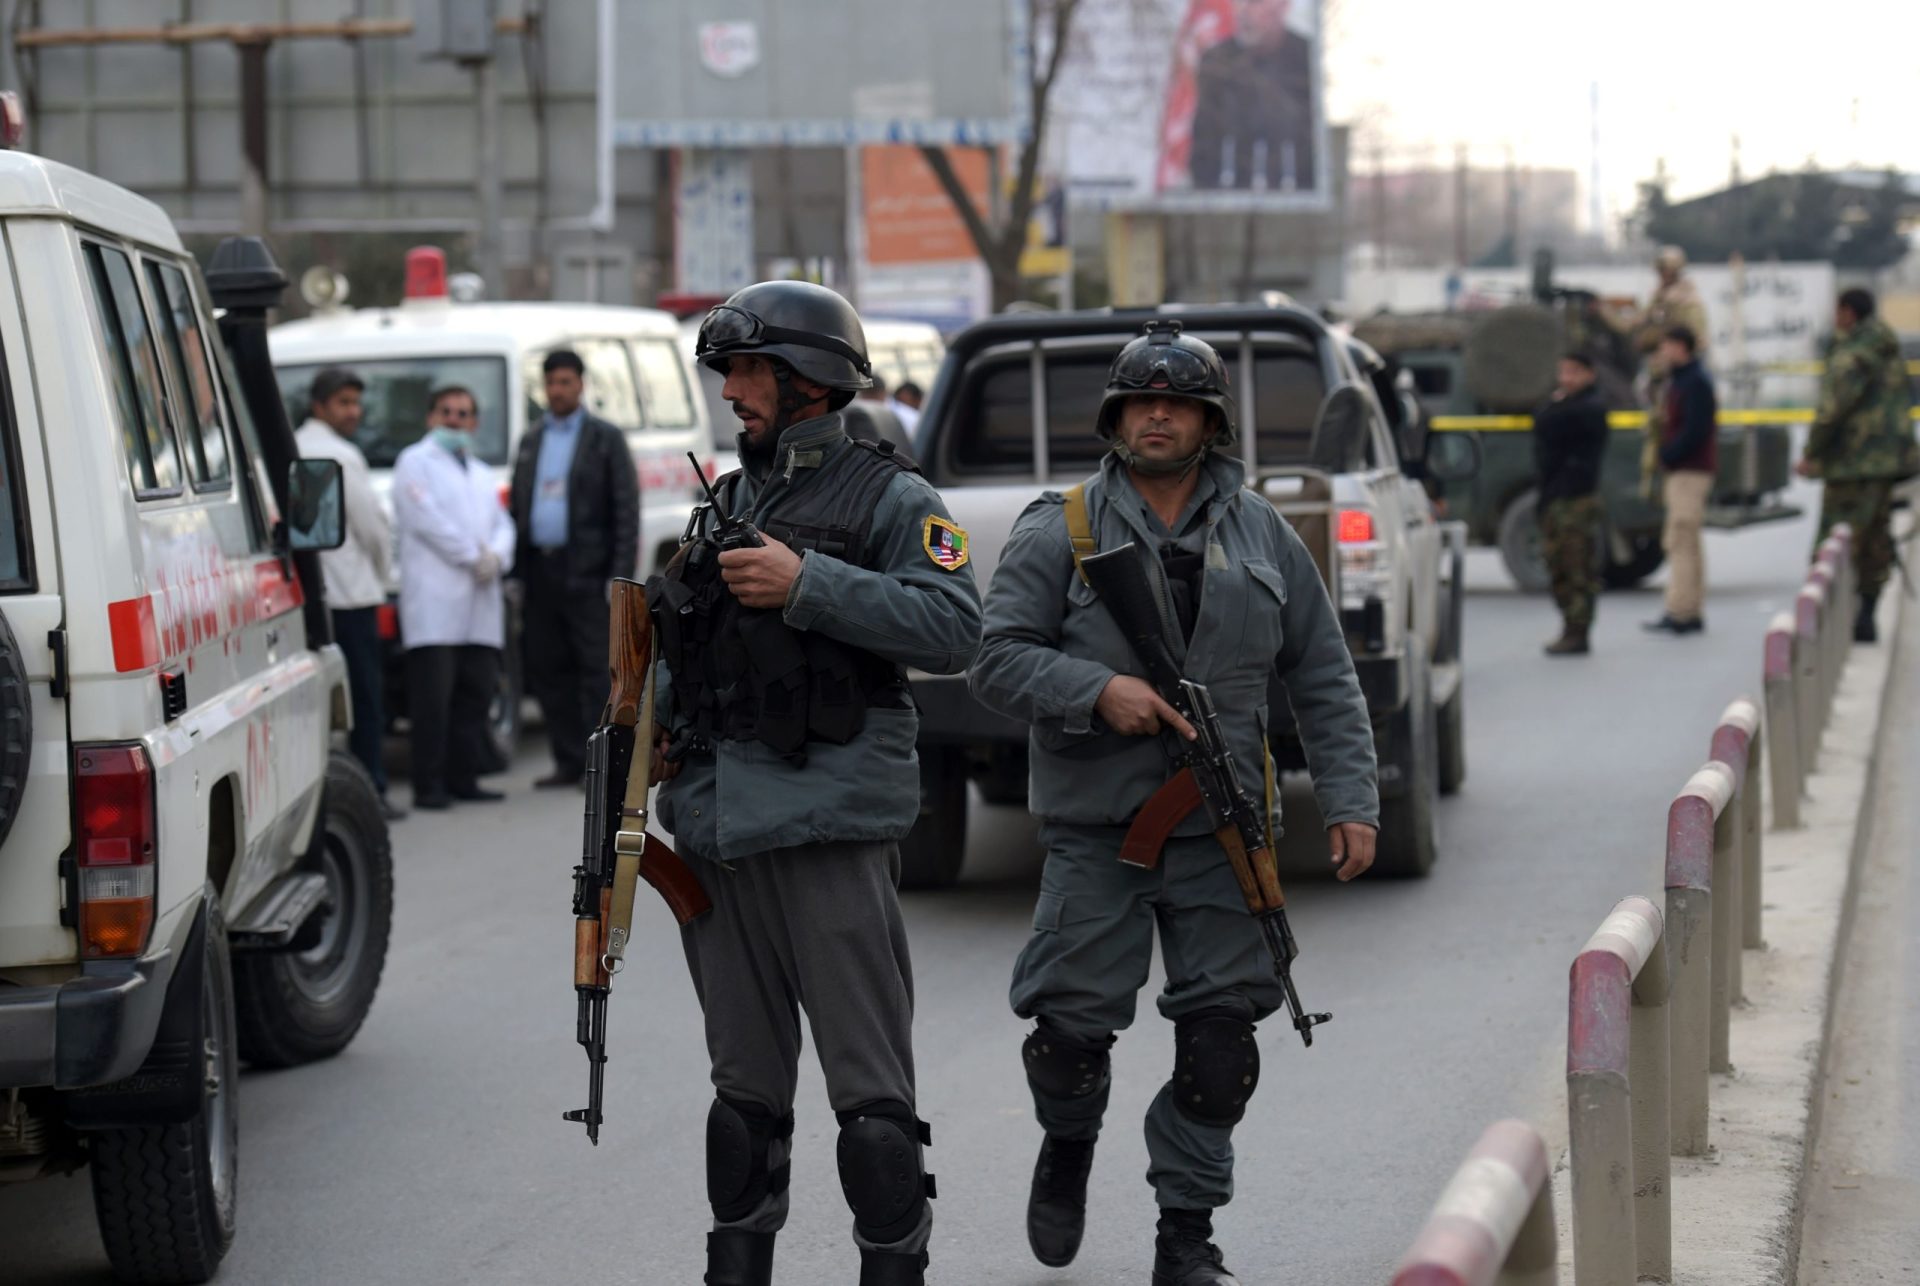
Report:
1120,768,1205,869
1062,483,1096,586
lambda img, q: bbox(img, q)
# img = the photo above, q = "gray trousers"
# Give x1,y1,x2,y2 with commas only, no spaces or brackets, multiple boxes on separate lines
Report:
1010,822,1287,1210
680,839,931,1256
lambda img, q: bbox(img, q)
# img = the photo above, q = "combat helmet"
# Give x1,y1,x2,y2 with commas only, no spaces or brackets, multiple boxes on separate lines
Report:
695,280,874,410
1095,320,1239,446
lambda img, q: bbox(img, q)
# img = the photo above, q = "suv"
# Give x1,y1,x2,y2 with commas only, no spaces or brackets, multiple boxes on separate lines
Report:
902,306,1476,886
0,154,392,1284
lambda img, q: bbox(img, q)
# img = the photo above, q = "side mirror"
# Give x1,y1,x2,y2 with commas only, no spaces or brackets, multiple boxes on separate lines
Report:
1424,429,1482,483
286,459,346,551
1309,385,1369,473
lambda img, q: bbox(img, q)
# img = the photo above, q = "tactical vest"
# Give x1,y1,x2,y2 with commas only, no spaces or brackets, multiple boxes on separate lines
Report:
649,437,915,763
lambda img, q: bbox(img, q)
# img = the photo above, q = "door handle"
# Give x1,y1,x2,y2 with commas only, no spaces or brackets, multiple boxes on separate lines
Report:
265,628,281,650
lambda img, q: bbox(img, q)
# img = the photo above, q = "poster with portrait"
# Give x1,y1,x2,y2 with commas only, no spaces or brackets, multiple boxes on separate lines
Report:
1048,0,1328,211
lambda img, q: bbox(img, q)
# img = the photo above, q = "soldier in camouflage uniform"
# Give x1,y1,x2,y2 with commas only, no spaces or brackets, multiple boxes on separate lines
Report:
1796,288,1919,643
1534,352,1611,654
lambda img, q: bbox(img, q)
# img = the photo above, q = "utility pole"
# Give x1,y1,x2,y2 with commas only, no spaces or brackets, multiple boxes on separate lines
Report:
1588,81,1604,242
471,51,504,298
1453,143,1469,266
1503,143,1519,266
1372,138,1387,269
236,34,270,238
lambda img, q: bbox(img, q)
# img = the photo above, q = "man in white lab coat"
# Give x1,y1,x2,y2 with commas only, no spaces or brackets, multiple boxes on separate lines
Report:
393,385,517,810
294,367,405,819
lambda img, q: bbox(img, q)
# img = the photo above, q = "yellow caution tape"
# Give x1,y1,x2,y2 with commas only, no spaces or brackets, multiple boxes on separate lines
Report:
1761,360,1920,375
1432,408,1920,432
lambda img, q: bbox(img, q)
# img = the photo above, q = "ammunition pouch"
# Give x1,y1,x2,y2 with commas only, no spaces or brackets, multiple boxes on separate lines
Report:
652,438,915,762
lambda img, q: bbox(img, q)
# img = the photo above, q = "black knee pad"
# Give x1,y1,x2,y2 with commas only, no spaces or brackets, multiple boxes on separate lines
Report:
706,1096,795,1224
1022,1025,1115,1100
1170,1015,1260,1126
835,1100,935,1245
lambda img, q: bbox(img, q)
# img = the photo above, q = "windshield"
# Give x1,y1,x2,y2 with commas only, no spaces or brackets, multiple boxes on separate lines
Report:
695,365,738,451
276,355,511,469
947,342,1328,475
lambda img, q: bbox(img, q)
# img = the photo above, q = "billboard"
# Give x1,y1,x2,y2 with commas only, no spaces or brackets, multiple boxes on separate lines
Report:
857,146,992,331
1048,0,1328,212
612,0,1026,148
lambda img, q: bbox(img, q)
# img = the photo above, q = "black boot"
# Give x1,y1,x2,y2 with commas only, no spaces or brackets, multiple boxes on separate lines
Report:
1856,592,1879,644
857,1248,929,1285
1027,1134,1097,1266
1544,623,1591,656
705,1229,774,1286
1152,1208,1239,1286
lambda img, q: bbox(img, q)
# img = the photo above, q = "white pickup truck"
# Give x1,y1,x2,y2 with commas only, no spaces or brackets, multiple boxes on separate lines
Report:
0,151,391,1285
899,306,1478,886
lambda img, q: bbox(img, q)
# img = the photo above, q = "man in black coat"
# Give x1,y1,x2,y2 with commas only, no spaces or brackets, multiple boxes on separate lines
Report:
1533,352,1611,656
1189,0,1316,193
508,348,641,787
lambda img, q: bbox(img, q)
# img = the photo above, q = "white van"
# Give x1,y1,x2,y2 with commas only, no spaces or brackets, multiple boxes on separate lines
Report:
0,149,391,1282
269,271,715,756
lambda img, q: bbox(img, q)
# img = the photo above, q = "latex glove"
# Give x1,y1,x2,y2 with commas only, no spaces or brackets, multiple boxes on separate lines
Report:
473,549,502,584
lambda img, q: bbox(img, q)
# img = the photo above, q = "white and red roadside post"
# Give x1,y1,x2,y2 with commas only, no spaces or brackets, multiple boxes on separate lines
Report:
1763,614,1801,830
1793,582,1825,773
1392,1119,1558,1286
1566,895,1670,1285
1666,761,1733,1155
1711,699,1765,956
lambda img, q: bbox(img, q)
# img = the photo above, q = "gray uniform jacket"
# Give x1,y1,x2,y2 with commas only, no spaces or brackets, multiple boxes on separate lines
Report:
656,414,983,860
971,451,1378,836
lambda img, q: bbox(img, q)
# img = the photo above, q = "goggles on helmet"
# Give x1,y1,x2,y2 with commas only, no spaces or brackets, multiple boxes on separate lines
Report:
695,304,872,376
1109,326,1219,394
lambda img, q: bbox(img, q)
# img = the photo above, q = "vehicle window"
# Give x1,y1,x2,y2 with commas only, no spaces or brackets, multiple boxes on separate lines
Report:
631,338,698,429
145,261,232,487
85,243,184,495
277,356,510,469
949,344,1326,474
0,346,31,591
211,331,277,548
574,339,643,430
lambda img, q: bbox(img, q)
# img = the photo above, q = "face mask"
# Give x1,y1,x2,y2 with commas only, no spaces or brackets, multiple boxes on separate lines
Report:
428,426,469,455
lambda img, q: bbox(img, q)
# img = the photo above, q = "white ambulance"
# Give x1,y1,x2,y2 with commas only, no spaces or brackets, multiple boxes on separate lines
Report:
0,145,392,1283
268,258,714,757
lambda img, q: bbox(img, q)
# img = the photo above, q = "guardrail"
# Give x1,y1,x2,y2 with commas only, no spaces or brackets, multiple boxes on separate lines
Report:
1392,1119,1558,1286
1398,525,1861,1283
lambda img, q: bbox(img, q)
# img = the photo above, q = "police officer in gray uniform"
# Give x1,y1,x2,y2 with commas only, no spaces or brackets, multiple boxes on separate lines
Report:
970,323,1379,1285
651,282,982,1286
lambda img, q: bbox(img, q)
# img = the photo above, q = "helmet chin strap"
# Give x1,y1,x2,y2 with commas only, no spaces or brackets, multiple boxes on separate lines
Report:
1111,427,1218,478
770,365,822,435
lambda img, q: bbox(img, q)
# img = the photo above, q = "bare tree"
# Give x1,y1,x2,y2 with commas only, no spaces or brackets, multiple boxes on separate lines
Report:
919,0,1084,312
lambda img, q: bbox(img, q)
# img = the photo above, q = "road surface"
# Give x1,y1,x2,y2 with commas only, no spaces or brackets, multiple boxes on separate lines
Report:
5,487,1826,1284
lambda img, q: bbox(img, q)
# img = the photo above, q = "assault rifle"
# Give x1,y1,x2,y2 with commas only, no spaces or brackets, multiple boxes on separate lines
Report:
1078,545,1332,1047
566,577,711,1145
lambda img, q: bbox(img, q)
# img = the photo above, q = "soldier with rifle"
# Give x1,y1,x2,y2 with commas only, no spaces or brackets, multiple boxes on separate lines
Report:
970,322,1380,1285
635,281,980,1286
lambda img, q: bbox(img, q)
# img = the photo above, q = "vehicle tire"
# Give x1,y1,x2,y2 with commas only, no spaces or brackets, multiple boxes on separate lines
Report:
897,746,967,890
233,751,393,1068
1437,681,1466,798
973,746,1030,807
1374,640,1439,879
484,609,524,772
1496,489,1550,595
1602,534,1665,589
89,890,239,1285
0,608,31,850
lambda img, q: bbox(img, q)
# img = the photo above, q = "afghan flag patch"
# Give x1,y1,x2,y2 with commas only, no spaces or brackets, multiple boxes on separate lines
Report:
922,515,970,571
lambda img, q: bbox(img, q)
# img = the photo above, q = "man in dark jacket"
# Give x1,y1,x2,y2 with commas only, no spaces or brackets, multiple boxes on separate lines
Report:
508,349,641,786
1188,0,1315,192
1645,326,1717,635
1534,352,1611,655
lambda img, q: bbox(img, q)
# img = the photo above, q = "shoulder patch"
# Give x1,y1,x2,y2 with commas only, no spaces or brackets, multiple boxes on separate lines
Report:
922,515,970,571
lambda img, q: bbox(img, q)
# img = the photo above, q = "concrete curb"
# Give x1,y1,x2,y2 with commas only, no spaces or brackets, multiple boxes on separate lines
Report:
1542,542,1908,1284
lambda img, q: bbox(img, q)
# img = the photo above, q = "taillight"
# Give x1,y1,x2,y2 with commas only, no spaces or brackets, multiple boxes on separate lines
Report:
74,745,157,959
1338,509,1375,543
1335,506,1389,619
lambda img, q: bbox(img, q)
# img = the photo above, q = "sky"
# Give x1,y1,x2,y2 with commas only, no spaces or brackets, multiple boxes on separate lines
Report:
1320,0,1920,235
